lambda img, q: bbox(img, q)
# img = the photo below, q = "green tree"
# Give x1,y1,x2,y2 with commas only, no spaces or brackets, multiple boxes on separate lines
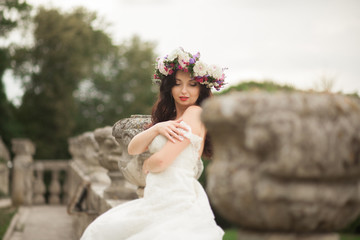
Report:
74,35,157,134
0,0,31,148
0,0,31,35
12,7,116,158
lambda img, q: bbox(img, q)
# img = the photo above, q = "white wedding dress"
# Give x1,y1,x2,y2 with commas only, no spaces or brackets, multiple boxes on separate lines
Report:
80,121,224,240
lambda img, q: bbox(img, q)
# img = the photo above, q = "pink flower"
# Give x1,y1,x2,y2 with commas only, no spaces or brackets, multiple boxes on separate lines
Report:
196,78,204,83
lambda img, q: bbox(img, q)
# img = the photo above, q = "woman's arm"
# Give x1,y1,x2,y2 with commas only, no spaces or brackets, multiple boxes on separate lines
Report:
143,106,205,173
127,125,160,155
128,119,188,155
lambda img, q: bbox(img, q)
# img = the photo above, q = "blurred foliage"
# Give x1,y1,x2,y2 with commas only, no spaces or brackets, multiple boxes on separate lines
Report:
216,80,296,95
73,35,157,134
6,6,157,159
11,7,118,158
342,215,360,235
0,0,31,37
0,0,31,150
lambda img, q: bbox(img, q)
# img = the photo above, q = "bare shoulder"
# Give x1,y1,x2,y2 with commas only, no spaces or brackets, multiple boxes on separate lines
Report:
182,106,204,135
184,105,202,116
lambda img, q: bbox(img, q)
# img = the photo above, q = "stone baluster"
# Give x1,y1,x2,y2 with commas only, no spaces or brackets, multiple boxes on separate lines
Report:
201,92,360,240
11,138,35,206
33,163,46,204
94,126,137,200
112,115,152,198
62,168,69,204
49,169,61,204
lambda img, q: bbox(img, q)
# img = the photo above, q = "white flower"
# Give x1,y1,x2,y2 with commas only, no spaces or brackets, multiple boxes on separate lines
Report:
193,60,208,77
178,52,190,68
167,48,183,61
158,60,169,75
208,64,223,79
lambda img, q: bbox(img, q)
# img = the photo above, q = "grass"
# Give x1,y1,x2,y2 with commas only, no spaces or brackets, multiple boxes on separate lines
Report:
341,235,360,240
223,229,237,240
0,206,17,239
223,229,360,240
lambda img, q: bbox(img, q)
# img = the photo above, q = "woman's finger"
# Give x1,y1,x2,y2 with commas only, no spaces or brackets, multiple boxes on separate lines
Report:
170,125,181,134
174,123,189,131
167,133,176,143
170,129,184,141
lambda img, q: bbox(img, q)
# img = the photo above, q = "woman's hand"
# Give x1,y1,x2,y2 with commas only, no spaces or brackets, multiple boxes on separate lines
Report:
154,119,188,143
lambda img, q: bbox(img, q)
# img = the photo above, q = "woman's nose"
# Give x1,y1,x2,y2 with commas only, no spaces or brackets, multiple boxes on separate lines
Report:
181,86,187,93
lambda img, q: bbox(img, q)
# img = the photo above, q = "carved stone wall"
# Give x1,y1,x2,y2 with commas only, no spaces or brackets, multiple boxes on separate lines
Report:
201,92,360,239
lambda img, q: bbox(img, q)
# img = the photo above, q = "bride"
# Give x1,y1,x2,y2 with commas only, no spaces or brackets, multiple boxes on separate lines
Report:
80,47,226,240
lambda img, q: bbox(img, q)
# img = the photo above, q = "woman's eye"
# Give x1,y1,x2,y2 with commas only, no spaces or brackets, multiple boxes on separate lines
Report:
190,83,197,87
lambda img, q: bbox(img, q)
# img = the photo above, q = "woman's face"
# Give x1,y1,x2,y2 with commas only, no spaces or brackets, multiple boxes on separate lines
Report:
171,70,200,108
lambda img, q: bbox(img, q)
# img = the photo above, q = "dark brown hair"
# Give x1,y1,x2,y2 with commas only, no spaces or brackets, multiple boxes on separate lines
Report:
151,70,213,157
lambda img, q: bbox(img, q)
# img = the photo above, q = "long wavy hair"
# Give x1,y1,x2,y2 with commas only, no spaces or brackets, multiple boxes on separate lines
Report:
151,70,213,158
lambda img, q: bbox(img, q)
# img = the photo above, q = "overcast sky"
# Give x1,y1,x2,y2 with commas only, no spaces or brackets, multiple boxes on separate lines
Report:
4,0,360,104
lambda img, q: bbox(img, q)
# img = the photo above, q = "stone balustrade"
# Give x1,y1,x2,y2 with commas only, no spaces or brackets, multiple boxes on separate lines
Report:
9,138,71,206
201,92,360,240
33,160,69,205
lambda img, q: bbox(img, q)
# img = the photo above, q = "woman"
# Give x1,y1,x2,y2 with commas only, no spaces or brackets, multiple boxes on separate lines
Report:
81,47,226,240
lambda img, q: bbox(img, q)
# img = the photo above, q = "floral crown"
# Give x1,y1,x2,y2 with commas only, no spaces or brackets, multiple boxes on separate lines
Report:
153,47,226,91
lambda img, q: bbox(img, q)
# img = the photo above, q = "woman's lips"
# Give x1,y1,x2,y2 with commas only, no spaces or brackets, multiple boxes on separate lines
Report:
179,96,189,101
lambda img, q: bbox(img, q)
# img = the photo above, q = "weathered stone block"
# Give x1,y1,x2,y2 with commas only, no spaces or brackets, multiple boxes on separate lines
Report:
202,92,360,233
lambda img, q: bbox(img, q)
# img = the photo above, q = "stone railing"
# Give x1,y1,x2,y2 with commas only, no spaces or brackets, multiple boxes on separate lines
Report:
10,138,70,207
33,160,69,205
